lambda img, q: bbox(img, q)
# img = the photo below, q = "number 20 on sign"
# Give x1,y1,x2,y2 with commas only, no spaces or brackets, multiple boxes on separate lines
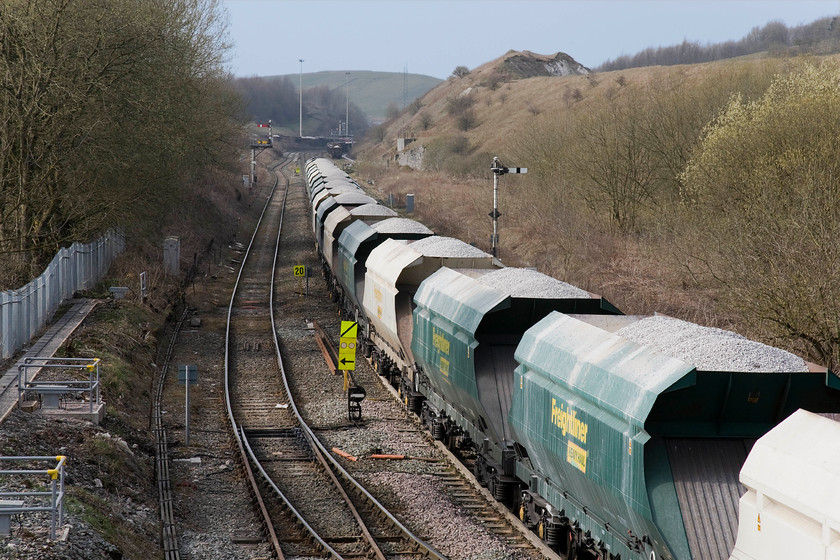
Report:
293,265,306,277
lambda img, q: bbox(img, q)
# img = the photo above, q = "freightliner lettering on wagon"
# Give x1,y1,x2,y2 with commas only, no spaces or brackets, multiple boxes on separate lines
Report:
551,398,589,473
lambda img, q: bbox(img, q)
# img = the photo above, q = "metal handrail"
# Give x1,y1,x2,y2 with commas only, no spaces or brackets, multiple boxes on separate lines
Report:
0,455,67,539
18,357,101,413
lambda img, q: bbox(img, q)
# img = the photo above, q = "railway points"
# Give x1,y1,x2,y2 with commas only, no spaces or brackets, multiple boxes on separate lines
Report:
155,150,546,559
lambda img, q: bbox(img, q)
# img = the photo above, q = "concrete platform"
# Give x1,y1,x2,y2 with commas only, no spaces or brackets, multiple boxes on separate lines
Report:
40,401,107,425
0,299,100,424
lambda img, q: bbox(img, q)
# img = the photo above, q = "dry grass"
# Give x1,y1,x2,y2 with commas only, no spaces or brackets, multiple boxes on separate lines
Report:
370,55,758,156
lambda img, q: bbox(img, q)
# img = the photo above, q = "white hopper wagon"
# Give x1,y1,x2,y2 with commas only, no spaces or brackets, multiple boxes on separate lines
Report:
730,409,840,560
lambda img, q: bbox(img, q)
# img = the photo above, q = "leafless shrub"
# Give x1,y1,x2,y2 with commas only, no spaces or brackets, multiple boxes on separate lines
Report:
451,65,470,78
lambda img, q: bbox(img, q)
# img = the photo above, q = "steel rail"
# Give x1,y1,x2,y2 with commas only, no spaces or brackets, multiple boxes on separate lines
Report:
266,158,447,560
225,152,445,560
239,427,341,558
224,156,289,559
263,155,386,560
225,154,357,559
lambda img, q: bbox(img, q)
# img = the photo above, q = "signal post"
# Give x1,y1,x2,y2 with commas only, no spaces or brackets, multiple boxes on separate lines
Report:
490,156,527,259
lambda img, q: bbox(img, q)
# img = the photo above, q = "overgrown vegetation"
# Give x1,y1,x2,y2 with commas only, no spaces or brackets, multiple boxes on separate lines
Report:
422,136,492,177
359,49,840,371
679,61,840,368
0,0,242,287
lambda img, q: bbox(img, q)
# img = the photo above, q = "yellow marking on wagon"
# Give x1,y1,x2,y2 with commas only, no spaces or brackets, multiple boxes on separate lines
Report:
567,441,588,474
432,327,450,355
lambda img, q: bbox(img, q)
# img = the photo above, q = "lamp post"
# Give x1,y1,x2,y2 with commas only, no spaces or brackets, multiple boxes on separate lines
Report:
345,71,350,137
299,59,304,137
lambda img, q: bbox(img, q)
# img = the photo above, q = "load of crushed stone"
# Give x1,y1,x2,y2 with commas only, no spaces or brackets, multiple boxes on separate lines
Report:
371,218,433,235
476,268,590,299
408,236,490,258
616,315,809,372
333,193,375,204
350,203,397,217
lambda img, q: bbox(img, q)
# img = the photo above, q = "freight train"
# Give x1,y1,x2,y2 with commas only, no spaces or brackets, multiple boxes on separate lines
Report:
304,157,840,560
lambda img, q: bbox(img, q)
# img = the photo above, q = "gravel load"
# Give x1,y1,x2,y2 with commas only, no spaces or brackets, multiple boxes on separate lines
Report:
350,203,397,217
616,315,809,372
409,236,490,258
333,192,376,205
323,185,363,196
476,267,591,299
371,217,434,235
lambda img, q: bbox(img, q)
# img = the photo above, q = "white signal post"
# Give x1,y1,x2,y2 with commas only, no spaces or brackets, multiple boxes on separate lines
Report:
178,365,198,446
490,157,527,259
250,120,272,185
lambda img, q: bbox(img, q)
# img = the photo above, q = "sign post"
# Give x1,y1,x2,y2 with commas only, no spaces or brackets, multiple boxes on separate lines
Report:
294,264,308,296
178,365,198,446
339,321,358,391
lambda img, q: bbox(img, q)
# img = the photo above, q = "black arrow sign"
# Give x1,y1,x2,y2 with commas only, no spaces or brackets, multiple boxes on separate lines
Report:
340,357,355,366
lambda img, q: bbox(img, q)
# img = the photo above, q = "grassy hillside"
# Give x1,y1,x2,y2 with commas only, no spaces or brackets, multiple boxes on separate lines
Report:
270,70,441,123
360,50,790,170
354,49,840,370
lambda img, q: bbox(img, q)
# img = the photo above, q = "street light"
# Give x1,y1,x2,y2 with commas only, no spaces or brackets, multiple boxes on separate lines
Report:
345,71,350,137
299,59,304,137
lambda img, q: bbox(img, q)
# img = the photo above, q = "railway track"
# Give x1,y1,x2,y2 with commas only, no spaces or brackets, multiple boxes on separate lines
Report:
222,154,447,559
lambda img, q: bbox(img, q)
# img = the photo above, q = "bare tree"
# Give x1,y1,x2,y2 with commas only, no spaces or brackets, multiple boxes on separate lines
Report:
0,0,242,284
451,65,470,78
565,98,660,233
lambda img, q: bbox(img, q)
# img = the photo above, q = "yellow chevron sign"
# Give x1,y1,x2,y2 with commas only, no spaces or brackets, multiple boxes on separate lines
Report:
339,321,358,370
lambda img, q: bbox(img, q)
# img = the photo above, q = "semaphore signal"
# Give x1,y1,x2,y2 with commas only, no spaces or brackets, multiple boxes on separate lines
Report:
489,156,527,259
249,120,272,184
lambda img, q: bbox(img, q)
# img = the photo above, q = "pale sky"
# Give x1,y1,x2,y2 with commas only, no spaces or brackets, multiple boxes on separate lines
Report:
223,0,840,79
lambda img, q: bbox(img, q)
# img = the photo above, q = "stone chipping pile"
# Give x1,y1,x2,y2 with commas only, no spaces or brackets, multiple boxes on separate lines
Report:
476,267,591,299
350,203,397,217
617,315,809,372
408,236,490,258
371,217,433,235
